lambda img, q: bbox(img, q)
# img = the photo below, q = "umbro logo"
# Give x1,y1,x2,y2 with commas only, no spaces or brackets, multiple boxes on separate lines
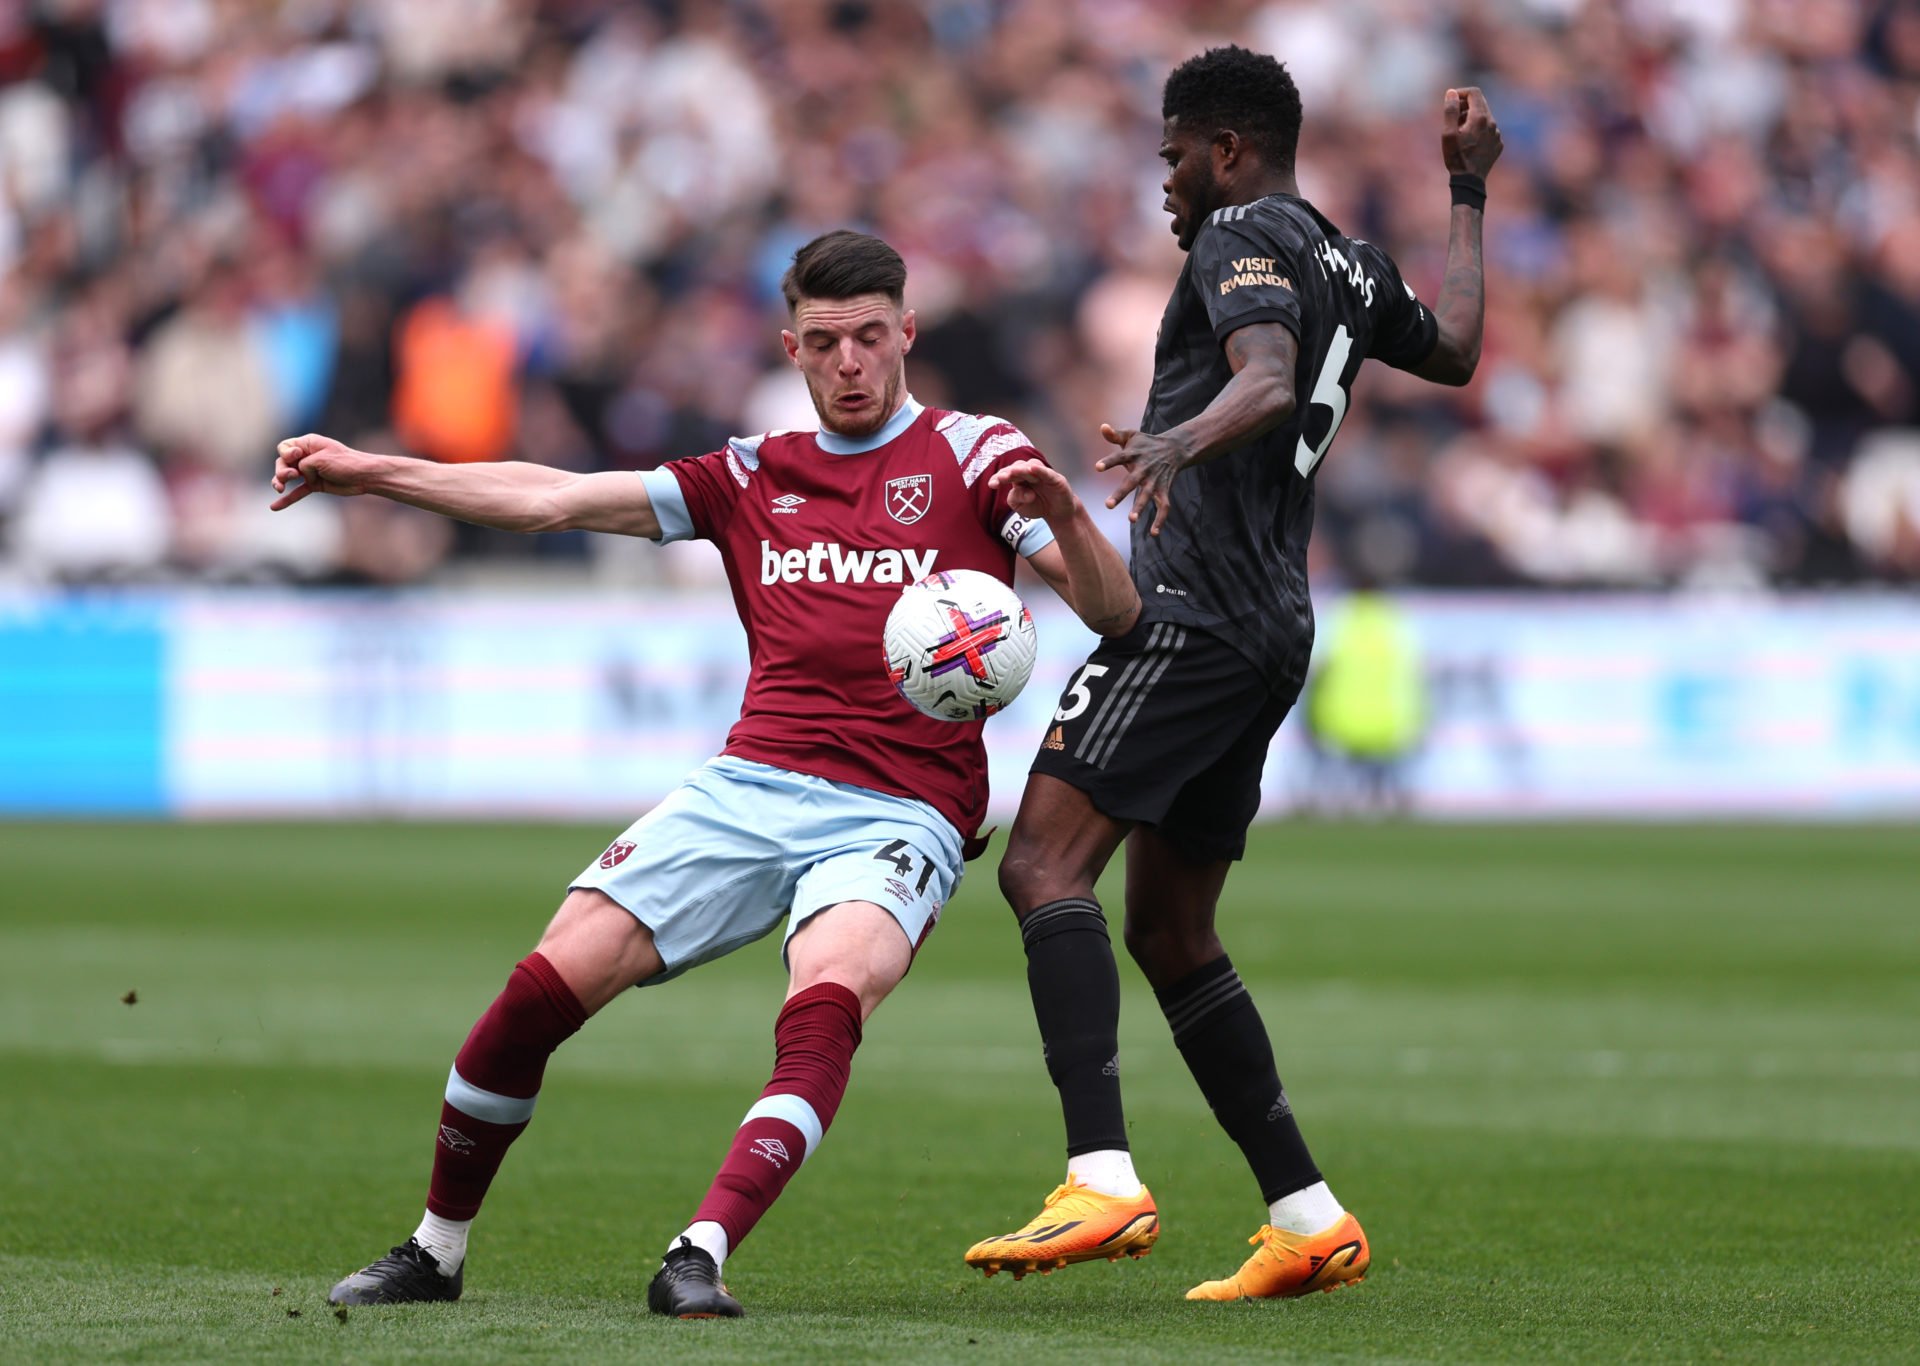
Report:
439,1125,475,1152
751,1137,790,1167
772,493,806,514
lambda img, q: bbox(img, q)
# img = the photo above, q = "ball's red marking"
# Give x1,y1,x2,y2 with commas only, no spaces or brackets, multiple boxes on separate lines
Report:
926,603,1007,682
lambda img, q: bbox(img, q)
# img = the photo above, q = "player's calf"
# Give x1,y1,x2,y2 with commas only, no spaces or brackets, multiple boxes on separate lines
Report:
426,951,589,1230
652,901,901,1317
328,908,633,1307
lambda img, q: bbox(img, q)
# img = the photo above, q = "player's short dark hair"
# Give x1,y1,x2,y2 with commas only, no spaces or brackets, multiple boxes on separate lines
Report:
780,230,906,312
1162,45,1303,172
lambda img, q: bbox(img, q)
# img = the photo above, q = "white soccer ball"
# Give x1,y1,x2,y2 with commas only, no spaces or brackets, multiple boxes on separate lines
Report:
883,569,1038,722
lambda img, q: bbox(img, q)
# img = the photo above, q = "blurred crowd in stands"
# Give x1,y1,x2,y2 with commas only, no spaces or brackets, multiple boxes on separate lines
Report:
4,0,1920,590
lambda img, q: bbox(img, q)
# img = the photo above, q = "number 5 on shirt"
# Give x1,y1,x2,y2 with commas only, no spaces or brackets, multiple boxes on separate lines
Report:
1054,664,1111,722
1294,324,1354,478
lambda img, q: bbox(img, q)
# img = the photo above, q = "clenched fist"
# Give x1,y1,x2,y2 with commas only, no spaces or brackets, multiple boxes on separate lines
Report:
270,434,373,511
1441,87,1502,181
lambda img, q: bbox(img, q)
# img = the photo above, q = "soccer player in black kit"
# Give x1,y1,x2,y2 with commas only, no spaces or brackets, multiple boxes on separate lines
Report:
965,46,1502,1299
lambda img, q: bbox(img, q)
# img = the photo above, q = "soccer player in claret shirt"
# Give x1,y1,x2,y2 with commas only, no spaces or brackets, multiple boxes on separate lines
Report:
269,230,1140,1318
963,48,1502,1299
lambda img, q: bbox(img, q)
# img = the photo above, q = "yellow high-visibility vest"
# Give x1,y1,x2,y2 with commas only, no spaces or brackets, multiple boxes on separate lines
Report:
1308,593,1427,759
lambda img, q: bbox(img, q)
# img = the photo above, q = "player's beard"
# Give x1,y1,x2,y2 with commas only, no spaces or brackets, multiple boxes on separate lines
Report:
1177,165,1225,252
810,365,904,439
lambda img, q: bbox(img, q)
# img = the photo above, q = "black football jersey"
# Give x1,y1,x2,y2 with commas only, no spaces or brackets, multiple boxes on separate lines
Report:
1131,193,1438,685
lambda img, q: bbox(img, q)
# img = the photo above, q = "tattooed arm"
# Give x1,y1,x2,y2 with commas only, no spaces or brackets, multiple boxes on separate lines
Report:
1414,205,1486,386
1414,86,1501,387
1095,322,1298,535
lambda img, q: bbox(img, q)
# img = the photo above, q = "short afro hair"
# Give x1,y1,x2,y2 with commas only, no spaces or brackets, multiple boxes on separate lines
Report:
781,230,906,312
1162,46,1303,171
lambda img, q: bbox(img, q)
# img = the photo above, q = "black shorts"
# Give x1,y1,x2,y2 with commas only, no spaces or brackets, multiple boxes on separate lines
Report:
1029,617,1299,863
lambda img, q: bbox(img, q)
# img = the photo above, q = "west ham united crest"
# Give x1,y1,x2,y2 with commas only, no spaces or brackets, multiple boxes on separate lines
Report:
884,473,932,525
600,840,635,869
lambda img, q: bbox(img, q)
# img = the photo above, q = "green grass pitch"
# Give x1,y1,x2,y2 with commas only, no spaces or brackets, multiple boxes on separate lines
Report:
1,821,1916,1362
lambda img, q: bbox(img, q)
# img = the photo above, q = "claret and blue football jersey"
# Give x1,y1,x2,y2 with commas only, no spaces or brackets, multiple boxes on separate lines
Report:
638,396,1056,842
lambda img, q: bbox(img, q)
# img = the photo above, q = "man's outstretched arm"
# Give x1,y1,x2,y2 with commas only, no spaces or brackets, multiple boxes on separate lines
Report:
1414,86,1502,387
270,433,662,539
990,460,1141,637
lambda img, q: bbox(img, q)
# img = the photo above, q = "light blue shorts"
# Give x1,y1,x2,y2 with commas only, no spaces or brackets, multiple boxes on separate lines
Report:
569,757,965,984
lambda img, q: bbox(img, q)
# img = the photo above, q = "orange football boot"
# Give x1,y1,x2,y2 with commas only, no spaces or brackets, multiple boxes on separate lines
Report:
1184,1213,1369,1300
964,1178,1159,1279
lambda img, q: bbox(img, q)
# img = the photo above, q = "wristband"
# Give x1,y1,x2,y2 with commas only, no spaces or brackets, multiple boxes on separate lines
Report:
1450,173,1487,210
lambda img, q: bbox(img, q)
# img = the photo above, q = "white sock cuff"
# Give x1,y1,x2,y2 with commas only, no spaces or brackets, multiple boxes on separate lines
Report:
1066,1148,1142,1198
670,1220,730,1268
1268,1180,1345,1235
413,1209,471,1276
739,1094,823,1161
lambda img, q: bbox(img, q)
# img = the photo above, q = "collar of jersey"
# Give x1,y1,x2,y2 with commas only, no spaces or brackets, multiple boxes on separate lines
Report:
813,394,923,455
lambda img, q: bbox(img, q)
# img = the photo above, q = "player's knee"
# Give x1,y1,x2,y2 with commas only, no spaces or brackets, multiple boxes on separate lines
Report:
1122,915,1223,984
1119,915,1158,966
536,888,663,1010
786,901,911,1021
787,958,897,1022
997,845,1054,917
1000,826,1095,916
996,851,1031,914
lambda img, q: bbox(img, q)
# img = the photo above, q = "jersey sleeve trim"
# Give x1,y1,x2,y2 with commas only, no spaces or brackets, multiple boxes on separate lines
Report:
724,435,769,487
639,468,697,544
1381,278,1441,370
1405,321,1441,367
1212,308,1301,344
935,411,1033,488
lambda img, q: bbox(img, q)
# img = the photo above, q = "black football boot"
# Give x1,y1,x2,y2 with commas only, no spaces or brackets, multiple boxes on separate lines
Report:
328,1238,463,1305
647,1237,744,1318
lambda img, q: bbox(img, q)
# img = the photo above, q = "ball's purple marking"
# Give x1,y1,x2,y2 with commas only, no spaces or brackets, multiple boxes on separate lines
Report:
926,603,1009,680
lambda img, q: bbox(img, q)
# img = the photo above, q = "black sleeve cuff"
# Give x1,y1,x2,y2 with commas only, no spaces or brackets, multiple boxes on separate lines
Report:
1375,313,1442,371
1212,308,1301,345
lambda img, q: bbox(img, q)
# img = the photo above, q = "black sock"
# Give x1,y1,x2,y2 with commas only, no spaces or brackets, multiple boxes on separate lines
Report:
1155,955,1320,1203
1021,897,1128,1155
